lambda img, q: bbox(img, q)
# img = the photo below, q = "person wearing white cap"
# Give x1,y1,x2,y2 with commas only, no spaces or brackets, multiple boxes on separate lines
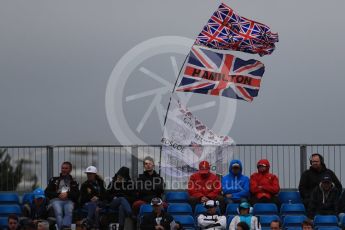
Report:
197,200,226,230
229,201,260,230
80,165,107,229
45,161,79,230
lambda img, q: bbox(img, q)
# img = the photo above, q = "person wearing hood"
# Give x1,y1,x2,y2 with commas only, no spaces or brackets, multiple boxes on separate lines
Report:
250,159,280,205
44,161,79,230
222,160,250,203
132,156,165,215
229,201,260,230
21,188,50,229
299,153,342,207
188,161,224,212
108,166,136,230
307,174,339,219
79,165,108,229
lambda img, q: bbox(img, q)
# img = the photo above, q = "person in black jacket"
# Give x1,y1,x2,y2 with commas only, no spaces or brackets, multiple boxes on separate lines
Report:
108,166,136,230
132,156,165,215
140,197,178,230
307,174,340,219
79,165,108,229
44,161,79,230
298,153,342,207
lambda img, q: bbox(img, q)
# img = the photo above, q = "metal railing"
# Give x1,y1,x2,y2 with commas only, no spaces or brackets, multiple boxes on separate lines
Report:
0,144,344,192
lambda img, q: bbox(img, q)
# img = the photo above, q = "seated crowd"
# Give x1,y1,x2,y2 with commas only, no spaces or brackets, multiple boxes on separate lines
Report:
4,153,345,230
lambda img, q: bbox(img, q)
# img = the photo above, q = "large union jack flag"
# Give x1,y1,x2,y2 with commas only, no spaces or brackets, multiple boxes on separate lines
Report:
176,45,265,102
195,3,278,56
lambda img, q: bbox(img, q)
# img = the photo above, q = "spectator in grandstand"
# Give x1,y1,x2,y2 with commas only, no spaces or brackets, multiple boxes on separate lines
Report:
236,222,250,230
197,199,226,230
301,220,313,230
299,153,342,207
222,159,250,204
140,197,180,230
21,188,54,228
7,214,20,230
229,201,260,230
269,220,281,230
188,161,224,211
250,159,280,206
108,166,135,230
36,220,50,230
132,156,165,215
45,161,79,230
79,165,108,229
307,174,339,219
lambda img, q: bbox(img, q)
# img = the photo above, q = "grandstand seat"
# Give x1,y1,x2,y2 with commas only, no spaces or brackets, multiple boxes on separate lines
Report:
253,203,278,215
138,204,153,218
313,215,338,228
283,215,307,228
258,215,280,228
226,203,239,215
21,193,33,205
0,193,20,204
165,191,189,203
173,215,196,229
0,204,22,216
0,217,7,229
168,203,193,215
317,228,341,230
280,203,306,215
226,215,235,229
278,191,302,204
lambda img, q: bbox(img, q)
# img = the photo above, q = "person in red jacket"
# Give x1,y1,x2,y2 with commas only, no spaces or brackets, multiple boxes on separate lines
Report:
250,159,280,206
187,161,224,212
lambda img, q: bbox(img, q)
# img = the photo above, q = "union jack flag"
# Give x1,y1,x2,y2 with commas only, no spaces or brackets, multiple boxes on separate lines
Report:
176,45,265,102
195,3,278,56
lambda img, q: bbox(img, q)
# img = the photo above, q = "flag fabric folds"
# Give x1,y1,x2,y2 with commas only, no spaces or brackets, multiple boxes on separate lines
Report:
161,97,234,178
176,45,265,102
195,3,278,56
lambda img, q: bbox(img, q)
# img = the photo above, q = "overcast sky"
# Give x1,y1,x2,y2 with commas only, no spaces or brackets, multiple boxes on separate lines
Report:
0,0,344,146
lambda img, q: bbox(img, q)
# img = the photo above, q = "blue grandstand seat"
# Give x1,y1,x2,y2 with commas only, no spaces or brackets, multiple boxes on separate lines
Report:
165,192,189,203
278,191,302,204
258,215,280,228
0,217,7,229
283,215,307,228
173,215,195,229
318,228,341,230
226,215,235,229
0,204,22,216
0,193,20,204
194,204,221,217
138,204,153,218
280,203,306,215
168,203,193,215
286,228,302,230
313,215,338,228
253,203,278,215
226,203,239,215
21,193,33,205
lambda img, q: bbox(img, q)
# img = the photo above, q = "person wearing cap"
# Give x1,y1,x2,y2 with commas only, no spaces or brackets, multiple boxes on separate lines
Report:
197,200,226,230
307,174,339,219
108,166,136,230
140,197,178,230
299,153,342,208
133,156,165,215
222,159,250,204
22,188,52,228
250,159,280,206
45,161,79,230
188,161,223,211
80,165,108,229
229,201,260,230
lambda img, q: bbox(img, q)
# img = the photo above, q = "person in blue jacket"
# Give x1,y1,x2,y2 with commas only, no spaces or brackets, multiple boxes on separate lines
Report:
221,159,250,203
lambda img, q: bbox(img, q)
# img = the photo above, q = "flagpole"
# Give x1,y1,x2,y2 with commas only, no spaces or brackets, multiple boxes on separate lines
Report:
158,53,189,175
